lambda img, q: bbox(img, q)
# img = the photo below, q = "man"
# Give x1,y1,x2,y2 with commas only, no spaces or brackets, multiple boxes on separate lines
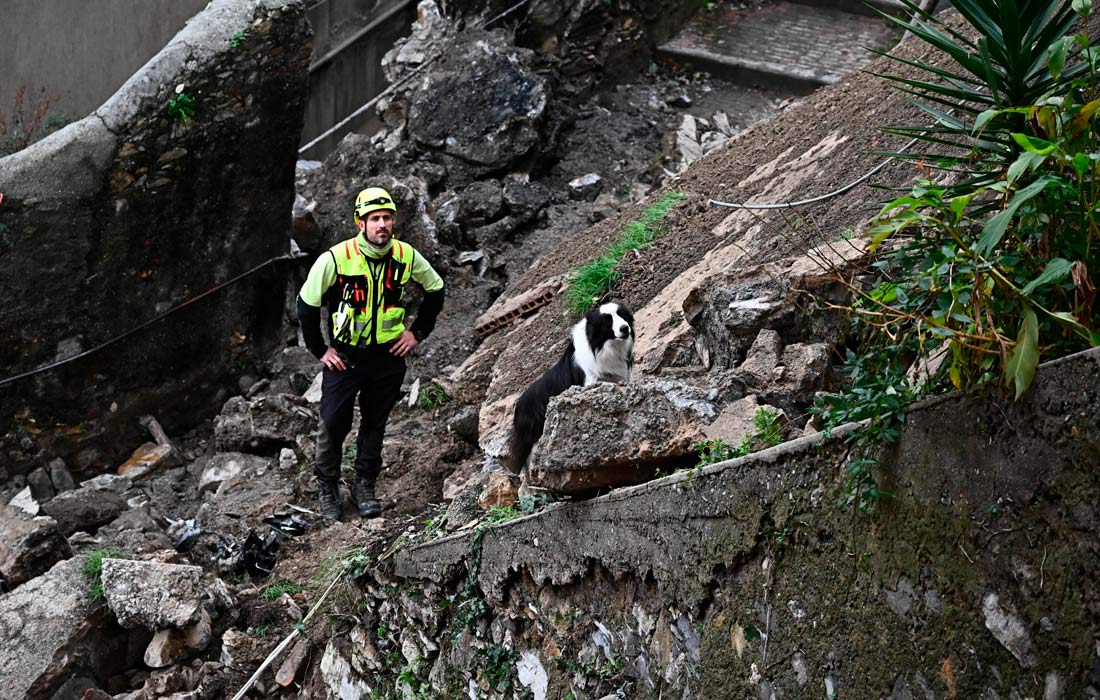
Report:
297,187,444,520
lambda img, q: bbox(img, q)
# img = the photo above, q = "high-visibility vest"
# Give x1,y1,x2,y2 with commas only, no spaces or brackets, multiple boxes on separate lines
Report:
325,238,415,346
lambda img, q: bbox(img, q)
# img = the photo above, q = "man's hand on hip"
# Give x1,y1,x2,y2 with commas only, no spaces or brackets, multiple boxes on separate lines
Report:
390,330,419,357
321,347,348,371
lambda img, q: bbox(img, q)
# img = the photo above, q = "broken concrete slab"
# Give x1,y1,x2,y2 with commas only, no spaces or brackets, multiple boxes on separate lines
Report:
0,505,73,588
41,485,127,536
213,394,316,453
100,558,206,630
143,609,212,668
527,380,718,494
195,452,272,493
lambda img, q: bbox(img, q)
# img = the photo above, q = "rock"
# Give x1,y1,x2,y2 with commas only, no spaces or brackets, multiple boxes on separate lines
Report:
213,393,316,453
195,452,272,493
41,485,127,535
777,342,830,397
304,371,323,403
101,558,206,629
0,557,131,698
676,114,702,167
666,93,693,108
320,638,373,700
700,130,728,155
143,609,212,668
26,467,56,502
527,380,717,494
0,505,73,587
446,404,480,444
456,180,504,224
739,329,782,387
445,483,483,531
502,179,551,218
407,32,548,170
478,471,519,510
279,448,298,471
117,442,182,479
291,194,322,252
48,458,77,492
455,250,490,277
95,508,174,555
712,111,732,136
981,592,1034,667
275,638,311,687
382,0,450,81
704,395,763,443
80,473,133,493
9,486,39,515
568,173,603,201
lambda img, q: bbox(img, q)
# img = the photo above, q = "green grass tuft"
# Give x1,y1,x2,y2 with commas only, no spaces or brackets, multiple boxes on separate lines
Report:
83,549,126,604
566,191,685,313
261,581,304,600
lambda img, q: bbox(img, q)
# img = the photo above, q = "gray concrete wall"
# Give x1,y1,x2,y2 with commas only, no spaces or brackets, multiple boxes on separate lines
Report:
0,0,414,159
0,0,209,123
372,347,1100,699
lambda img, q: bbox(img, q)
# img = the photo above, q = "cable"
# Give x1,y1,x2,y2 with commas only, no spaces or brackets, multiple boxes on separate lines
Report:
0,251,310,389
707,135,921,211
298,0,536,155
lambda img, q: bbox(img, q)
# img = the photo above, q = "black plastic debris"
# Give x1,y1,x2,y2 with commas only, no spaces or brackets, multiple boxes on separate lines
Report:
263,510,311,537
241,528,281,577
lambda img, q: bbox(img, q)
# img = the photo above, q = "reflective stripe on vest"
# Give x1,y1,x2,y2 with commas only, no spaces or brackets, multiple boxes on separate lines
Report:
328,239,414,346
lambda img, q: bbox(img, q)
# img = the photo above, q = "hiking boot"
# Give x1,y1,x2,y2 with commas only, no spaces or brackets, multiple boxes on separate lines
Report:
351,478,382,519
316,479,342,521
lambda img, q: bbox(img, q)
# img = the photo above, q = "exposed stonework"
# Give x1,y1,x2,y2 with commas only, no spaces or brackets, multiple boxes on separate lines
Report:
378,347,1100,699
0,0,312,480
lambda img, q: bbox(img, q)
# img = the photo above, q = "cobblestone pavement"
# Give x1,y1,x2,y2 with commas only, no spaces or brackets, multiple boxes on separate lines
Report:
660,1,903,90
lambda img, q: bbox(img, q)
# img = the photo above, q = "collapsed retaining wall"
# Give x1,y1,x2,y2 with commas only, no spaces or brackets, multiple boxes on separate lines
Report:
326,347,1100,699
0,0,311,480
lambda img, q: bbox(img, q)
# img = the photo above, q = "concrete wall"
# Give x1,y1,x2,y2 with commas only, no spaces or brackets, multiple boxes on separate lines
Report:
0,0,311,480
0,0,414,159
0,0,209,123
330,347,1100,699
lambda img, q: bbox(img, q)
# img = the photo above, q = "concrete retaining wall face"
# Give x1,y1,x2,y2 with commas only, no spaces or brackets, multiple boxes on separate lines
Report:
382,348,1100,699
0,0,311,478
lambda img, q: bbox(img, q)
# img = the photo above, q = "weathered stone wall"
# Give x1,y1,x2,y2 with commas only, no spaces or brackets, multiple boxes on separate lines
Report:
328,347,1100,699
0,0,311,480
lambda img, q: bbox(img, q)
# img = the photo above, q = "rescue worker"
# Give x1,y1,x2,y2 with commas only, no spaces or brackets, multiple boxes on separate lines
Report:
296,187,445,520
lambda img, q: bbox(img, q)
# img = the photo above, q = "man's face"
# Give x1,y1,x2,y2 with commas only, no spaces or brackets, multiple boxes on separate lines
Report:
361,210,394,247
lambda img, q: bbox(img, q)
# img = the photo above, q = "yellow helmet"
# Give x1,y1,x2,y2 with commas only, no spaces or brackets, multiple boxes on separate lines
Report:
353,187,397,225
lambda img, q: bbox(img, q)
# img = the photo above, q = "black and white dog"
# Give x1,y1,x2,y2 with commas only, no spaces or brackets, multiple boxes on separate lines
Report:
505,301,635,472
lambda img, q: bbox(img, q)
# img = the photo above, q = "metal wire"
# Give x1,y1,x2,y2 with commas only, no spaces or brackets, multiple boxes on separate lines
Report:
0,252,310,389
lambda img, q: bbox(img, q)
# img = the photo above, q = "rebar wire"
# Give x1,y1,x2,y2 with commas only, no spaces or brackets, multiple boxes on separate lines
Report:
0,252,309,389
707,135,921,211
298,0,537,155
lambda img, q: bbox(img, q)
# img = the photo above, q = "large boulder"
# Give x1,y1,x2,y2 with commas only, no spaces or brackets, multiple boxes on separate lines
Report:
40,485,127,536
406,31,548,172
213,393,316,453
0,0,312,481
526,380,719,494
100,559,206,630
0,557,137,699
0,505,73,588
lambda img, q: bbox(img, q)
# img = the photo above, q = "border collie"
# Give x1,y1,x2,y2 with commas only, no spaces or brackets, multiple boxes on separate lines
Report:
505,301,634,472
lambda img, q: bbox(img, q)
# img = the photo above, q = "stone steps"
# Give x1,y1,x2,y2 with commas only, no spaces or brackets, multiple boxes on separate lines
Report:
659,0,904,94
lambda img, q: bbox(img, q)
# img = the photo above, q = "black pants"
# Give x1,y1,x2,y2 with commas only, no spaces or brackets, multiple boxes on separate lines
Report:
314,346,405,483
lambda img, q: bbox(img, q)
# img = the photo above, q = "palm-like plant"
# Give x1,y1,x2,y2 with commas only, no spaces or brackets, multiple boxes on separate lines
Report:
852,0,1099,397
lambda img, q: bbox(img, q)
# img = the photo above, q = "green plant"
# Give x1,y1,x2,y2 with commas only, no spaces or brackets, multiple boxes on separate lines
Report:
82,549,126,603
861,0,1099,396
166,92,196,120
477,645,519,693
416,382,452,410
261,581,304,600
254,624,270,637
230,31,247,48
566,191,685,312
812,350,914,509
692,407,783,467
812,0,1098,508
